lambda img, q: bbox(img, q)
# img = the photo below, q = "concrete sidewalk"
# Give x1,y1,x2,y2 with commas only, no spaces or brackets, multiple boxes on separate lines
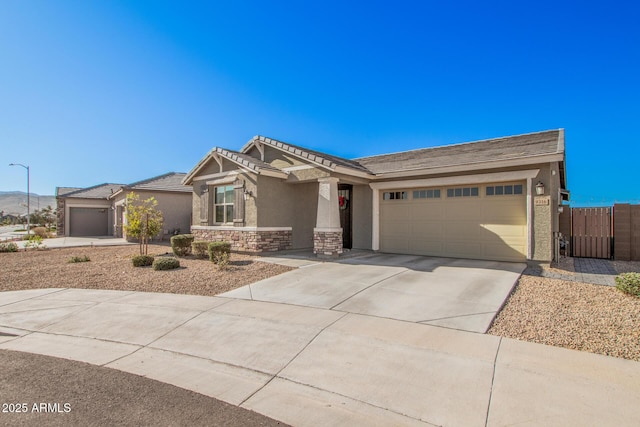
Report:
12,236,134,249
1,288,638,426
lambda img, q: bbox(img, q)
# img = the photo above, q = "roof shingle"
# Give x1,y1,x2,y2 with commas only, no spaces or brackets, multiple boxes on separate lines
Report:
355,129,563,174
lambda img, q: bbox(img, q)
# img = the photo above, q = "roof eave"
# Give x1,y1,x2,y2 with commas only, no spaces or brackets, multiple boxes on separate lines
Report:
370,153,566,179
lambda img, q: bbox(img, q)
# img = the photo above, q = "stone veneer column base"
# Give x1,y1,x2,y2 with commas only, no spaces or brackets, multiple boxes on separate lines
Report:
191,226,292,253
313,227,343,258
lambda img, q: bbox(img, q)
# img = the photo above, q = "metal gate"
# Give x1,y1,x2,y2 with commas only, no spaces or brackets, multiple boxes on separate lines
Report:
571,207,612,259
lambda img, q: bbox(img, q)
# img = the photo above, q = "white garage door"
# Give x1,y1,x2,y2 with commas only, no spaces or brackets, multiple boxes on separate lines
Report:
380,182,527,262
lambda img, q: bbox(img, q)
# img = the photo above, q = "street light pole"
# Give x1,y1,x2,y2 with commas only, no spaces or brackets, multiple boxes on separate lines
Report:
9,163,30,236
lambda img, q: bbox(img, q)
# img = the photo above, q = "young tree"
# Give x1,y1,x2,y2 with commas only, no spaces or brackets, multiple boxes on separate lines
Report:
123,192,164,255
28,205,56,230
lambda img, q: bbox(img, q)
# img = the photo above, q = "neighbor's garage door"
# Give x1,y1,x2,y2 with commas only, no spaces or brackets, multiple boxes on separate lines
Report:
69,207,109,236
380,182,527,262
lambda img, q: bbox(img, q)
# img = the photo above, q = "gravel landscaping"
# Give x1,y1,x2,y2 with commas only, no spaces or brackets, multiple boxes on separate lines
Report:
0,244,294,296
489,261,640,362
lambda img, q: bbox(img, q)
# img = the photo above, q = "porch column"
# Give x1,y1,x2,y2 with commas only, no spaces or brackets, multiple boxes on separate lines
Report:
314,177,343,258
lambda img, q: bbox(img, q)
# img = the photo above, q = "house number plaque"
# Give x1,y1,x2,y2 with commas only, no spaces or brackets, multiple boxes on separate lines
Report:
534,196,550,206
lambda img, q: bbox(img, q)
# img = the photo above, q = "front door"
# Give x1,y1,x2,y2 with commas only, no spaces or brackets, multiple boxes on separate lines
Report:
338,184,352,249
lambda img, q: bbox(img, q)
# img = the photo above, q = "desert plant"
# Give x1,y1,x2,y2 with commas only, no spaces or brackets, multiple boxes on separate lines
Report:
0,242,19,253
153,257,180,271
32,227,49,238
132,254,154,267
24,235,45,250
208,241,231,265
216,251,230,270
124,192,164,255
615,272,640,297
191,240,209,259
171,234,194,256
68,255,90,263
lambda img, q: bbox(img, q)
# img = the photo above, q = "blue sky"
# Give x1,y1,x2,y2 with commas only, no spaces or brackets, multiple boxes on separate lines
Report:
1,1,638,206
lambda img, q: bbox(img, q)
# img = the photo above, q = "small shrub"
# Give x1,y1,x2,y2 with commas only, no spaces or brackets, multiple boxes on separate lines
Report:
68,255,90,263
191,241,209,259
0,242,19,253
171,234,194,256
615,272,640,297
132,254,154,267
208,241,231,264
24,235,45,250
216,251,230,270
32,227,49,238
153,257,180,271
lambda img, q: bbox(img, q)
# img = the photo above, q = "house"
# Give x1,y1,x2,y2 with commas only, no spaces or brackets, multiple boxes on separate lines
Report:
56,172,191,239
183,129,568,262
56,184,123,236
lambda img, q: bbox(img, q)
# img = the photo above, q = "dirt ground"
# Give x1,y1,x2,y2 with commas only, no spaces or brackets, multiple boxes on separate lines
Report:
0,244,293,296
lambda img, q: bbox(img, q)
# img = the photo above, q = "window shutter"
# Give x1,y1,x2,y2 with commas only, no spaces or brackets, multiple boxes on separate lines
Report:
200,185,209,224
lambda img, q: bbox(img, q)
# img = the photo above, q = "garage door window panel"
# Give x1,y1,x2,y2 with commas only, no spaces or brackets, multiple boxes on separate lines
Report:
383,191,407,200
447,187,479,198
486,184,523,196
413,189,441,199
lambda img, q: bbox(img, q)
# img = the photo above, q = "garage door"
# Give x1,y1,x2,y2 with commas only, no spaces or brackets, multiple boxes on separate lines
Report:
69,207,109,236
380,182,527,262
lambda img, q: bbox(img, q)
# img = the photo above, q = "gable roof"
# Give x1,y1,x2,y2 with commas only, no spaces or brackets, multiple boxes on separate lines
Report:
183,129,566,187
242,135,373,176
121,172,190,193
55,187,82,197
58,183,125,199
355,129,564,175
182,147,287,185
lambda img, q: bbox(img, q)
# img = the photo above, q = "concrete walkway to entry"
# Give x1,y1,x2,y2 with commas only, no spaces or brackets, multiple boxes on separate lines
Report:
1,285,639,426
224,253,526,333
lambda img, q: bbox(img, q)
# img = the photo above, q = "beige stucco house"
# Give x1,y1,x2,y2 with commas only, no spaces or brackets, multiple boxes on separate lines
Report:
56,172,191,239
183,129,569,262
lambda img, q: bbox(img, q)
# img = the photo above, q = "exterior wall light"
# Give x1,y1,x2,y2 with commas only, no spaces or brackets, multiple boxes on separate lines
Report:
535,181,545,196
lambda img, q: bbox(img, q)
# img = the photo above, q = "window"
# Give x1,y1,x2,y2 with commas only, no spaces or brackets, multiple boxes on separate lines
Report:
413,189,441,199
486,184,523,196
383,191,407,200
214,185,234,223
446,187,479,198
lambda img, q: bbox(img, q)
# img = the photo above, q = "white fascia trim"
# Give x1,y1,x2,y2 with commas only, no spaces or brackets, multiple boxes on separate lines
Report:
192,226,292,232
282,164,316,172
369,169,540,190
259,169,289,179
371,155,561,180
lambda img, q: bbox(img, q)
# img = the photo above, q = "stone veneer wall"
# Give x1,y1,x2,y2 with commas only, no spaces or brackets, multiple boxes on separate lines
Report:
313,229,343,258
192,227,292,253
56,198,65,236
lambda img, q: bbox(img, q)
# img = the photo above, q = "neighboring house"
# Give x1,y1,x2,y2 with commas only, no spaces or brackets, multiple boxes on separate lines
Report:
183,129,569,262
56,184,123,236
109,172,192,239
0,212,21,225
56,173,191,239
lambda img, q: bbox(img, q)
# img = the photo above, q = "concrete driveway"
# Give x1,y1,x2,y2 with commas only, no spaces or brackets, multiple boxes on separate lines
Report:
223,253,525,333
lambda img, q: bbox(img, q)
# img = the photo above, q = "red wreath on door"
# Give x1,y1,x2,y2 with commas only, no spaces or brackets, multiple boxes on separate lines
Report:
339,196,348,210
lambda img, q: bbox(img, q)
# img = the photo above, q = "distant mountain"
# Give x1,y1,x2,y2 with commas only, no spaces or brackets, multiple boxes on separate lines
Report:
0,191,56,216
